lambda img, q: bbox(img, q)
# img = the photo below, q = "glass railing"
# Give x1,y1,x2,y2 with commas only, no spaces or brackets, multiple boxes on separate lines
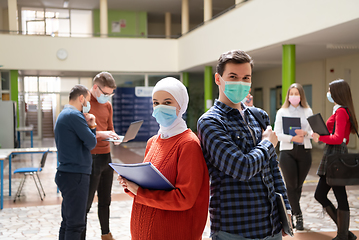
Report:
0,0,249,39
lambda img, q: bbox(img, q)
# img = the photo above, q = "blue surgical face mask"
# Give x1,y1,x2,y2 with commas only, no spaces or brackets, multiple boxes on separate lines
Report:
152,105,177,127
82,101,91,113
97,94,111,104
327,92,335,103
221,76,252,104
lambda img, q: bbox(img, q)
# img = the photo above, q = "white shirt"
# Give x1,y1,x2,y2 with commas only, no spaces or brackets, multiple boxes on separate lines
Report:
274,105,314,151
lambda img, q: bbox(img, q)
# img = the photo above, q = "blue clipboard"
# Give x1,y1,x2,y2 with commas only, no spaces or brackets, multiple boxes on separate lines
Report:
109,162,175,190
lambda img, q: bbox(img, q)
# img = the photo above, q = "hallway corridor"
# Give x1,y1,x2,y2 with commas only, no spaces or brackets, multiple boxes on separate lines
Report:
0,138,358,240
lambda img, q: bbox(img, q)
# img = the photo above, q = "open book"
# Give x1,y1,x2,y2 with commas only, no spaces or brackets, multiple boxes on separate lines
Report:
109,162,175,190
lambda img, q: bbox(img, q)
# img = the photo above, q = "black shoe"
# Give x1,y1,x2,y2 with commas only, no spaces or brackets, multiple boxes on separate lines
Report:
349,232,357,240
295,214,304,231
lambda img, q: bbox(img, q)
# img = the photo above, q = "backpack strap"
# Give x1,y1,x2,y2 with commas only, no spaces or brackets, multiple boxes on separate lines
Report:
342,107,359,139
247,107,268,131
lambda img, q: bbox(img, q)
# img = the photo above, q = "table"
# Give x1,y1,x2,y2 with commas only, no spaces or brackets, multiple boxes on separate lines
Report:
0,147,57,210
17,126,34,148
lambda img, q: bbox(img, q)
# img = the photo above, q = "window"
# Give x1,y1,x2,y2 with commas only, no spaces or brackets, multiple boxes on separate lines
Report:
21,8,92,37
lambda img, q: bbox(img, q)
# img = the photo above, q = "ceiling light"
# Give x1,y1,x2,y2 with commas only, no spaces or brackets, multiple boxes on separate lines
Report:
63,1,69,8
326,44,359,49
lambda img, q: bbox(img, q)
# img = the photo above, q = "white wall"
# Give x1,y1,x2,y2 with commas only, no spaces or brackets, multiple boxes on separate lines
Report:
0,34,178,72
253,53,359,150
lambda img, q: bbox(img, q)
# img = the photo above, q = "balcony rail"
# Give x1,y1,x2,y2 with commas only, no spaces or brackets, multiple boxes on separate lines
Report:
0,0,249,39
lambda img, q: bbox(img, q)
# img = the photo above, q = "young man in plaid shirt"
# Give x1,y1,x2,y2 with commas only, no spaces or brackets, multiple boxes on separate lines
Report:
197,50,291,240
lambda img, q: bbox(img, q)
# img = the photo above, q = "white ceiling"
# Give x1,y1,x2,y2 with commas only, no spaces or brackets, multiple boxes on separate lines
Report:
185,18,359,73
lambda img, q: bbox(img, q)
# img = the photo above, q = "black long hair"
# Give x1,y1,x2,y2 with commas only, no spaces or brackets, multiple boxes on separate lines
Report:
330,79,358,133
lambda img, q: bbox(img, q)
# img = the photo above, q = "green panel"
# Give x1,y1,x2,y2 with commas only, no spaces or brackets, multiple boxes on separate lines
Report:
137,12,148,37
282,44,296,104
10,70,19,127
182,72,189,87
93,9,147,37
204,66,213,112
93,10,100,35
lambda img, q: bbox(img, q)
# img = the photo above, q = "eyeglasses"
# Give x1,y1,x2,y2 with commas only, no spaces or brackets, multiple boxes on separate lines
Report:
98,86,115,97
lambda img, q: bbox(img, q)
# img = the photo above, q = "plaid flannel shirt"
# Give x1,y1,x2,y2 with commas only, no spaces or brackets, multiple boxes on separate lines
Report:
197,100,290,239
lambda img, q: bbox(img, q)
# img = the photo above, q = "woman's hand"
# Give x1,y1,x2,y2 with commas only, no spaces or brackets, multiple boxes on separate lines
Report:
312,132,320,143
291,135,304,143
294,129,306,137
117,175,139,195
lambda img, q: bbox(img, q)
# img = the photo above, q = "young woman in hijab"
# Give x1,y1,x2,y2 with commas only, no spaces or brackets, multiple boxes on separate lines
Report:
118,77,209,240
274,83,313,230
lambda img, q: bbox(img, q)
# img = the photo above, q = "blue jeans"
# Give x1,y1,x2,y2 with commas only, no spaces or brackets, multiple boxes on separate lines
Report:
55,171,90,240
212,231,282,240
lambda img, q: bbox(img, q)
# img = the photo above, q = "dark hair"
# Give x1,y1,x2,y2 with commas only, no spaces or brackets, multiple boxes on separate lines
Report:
93,72,116,89
329,79,358,133
216,50,254,76
69,84,89,101
282,83,310,108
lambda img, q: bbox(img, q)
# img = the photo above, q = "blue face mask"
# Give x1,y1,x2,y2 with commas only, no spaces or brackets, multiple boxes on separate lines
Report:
152,105,177,127
97,94,111,104
221,76,252,104
82,101,91,113
327,92,335,103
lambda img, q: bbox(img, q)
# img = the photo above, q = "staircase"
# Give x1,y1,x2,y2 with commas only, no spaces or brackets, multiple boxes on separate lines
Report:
25,94,54,138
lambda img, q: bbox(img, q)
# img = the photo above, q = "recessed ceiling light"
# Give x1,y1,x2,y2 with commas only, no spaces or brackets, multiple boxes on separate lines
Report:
326,44,359,49
63,1,69,8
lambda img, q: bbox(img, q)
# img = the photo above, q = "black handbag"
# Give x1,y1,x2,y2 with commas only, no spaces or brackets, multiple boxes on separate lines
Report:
326,107,359,186
326,153,359,186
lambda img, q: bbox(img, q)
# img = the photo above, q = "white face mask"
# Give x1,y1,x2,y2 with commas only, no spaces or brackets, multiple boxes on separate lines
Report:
96,86,113,104
82,100,91,113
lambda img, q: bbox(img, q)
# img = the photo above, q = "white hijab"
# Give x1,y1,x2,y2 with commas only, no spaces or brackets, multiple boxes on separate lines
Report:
152,77,189,138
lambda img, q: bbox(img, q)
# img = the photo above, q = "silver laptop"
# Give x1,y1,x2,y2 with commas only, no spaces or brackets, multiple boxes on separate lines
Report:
103,120,144,143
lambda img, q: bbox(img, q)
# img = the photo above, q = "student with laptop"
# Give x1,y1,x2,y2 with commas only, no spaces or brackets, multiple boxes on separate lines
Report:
81,72,120,240
118,77,210,240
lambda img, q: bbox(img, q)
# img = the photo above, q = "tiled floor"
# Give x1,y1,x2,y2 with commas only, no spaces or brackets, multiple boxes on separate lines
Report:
1,139,359,240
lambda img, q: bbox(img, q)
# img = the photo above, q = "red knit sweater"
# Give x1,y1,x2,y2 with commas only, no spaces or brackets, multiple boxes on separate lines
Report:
128,129,209,240
319,107,351,145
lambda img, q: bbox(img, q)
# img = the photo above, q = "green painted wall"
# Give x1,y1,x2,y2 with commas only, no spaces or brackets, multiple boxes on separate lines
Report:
182,72,189,87
10,70,19,127
93,10,147,37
